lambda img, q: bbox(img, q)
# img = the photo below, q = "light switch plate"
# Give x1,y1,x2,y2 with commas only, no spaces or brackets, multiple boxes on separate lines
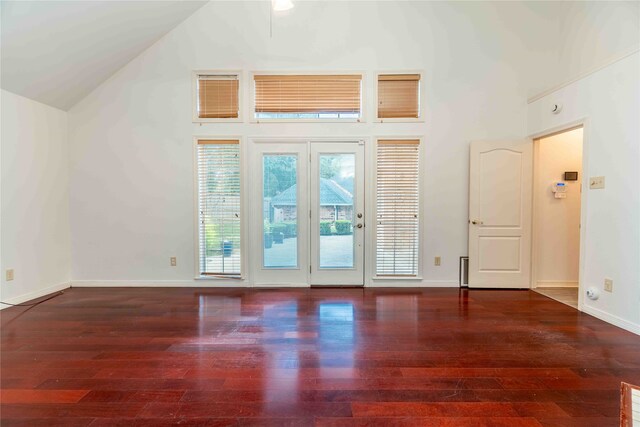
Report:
6,269,14,281
434,256,441,266
589,176,605,189
604,278,613,292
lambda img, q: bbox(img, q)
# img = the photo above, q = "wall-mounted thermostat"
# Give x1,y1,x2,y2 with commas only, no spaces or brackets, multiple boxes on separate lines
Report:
564,171,578,181
551,182,567,199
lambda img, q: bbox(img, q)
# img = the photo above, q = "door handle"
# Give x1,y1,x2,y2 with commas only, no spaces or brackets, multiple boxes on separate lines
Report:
470,220,483,225
356,223,364,228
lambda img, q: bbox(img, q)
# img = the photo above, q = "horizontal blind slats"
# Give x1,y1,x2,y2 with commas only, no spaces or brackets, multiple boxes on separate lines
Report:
254,74,362,115
197,76,239,119
376,139,420,277
378,75,420,119
197,141,241,276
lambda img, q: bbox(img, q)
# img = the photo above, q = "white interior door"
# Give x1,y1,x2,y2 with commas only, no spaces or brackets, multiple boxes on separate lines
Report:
468,140,532,288
310,142,365,285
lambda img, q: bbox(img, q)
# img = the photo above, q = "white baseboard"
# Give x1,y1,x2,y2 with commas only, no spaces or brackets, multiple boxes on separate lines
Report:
71,279,460,289
581,305,640,336
367,280,459,288
253,282,309,288
535,280,579,288
0,281,70,309
71,280,248,288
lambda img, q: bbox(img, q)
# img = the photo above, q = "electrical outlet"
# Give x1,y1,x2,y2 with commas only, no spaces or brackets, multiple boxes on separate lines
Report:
170,257,177,267
589,176,605,189
604,278,613,292
6,269,14,281
434,256,441,266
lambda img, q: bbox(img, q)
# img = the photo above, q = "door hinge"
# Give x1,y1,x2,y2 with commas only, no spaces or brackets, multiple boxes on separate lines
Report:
309,265,312,273
309,210,311,218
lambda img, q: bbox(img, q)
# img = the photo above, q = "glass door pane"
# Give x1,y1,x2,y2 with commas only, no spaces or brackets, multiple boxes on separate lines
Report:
318,153,355,269
263,154,298,268
310,142,364,286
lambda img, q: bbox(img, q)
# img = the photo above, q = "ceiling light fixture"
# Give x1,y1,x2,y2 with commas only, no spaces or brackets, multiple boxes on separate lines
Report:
272,0,294,12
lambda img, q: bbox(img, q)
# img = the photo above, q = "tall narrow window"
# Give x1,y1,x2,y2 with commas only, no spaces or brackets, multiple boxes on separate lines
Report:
197,140,241,276
254,74,362,119
377,74,420,119
195,74,239,120
375,139,420,276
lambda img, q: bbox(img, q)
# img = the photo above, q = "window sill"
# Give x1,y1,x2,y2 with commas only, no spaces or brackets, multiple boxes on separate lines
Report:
375,118,425,124
250,119,364,124
195,275,244,281
193,118,244,124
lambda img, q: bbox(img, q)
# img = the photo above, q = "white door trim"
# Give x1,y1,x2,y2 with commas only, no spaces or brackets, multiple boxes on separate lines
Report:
528,119,589,311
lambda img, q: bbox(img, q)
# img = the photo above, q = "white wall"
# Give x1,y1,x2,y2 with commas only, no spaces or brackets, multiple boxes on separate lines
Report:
1,90,71,305
535,128,582,287
68,1,560,286
553,1,640,90
528,52,640,334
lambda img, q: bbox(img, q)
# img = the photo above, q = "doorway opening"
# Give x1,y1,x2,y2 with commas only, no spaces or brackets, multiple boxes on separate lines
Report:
532,126,583,309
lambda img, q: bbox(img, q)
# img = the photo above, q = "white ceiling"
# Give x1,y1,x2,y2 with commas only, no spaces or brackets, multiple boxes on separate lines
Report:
1,1,208,110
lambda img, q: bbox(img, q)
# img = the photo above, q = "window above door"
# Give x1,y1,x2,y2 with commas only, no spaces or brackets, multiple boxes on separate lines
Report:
251,73,364,122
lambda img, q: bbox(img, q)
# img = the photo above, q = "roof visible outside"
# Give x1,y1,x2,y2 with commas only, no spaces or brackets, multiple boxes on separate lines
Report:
271,178,353,206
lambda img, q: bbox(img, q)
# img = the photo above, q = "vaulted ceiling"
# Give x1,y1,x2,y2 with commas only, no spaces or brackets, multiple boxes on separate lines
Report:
1,1,208,110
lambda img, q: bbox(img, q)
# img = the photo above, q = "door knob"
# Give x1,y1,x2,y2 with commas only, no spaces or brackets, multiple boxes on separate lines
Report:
356,223,364,228
471,220,483,225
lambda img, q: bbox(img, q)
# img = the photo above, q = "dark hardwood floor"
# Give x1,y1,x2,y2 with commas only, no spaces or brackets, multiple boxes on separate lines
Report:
1,287,639,426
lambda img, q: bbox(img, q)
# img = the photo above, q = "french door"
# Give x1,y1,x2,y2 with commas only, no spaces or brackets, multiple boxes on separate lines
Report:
250,140,365,286
310,143,365,285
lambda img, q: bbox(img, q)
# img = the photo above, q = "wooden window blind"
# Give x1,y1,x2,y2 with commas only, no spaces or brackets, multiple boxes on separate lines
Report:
254,74,362,117
376,139,420,276
197,75,239,119
378,74,420,119
197,140,241,276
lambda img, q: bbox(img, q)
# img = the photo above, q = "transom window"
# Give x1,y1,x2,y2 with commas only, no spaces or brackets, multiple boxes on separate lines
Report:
254,74,362,120
194,73,240,121
377,74,421,120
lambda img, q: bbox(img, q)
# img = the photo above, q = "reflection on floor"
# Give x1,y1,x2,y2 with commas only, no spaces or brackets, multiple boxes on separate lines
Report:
3,287,638,426
534,287,579,309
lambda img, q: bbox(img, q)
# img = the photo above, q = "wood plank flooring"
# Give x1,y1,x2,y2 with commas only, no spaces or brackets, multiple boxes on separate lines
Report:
1,287,639,426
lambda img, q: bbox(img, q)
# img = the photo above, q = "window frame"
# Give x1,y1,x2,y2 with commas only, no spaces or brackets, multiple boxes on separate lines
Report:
249,71,367,123
193,136,247,280
192,70,244,123
371,136,425,280
374,71,425,123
